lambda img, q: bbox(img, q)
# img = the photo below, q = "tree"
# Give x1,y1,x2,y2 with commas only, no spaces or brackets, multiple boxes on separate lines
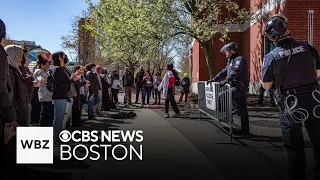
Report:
86,0,253,79
61,7,99,65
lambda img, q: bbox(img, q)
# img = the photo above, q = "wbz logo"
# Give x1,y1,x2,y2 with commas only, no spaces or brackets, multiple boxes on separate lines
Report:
16,127,53,164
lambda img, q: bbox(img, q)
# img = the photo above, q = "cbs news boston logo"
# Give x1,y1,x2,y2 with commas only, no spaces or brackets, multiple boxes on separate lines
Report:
16,127,144,164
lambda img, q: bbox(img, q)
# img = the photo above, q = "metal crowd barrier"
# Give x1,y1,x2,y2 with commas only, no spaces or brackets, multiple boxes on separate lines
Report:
198,81,234,143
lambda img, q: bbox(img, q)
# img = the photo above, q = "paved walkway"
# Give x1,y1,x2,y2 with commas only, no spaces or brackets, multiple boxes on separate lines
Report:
13,93,316,180
82,107,228,179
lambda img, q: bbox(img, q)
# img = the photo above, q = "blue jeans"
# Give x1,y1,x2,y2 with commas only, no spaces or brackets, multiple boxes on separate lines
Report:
142,87,151,105
87,95,101,119
52,99,67,140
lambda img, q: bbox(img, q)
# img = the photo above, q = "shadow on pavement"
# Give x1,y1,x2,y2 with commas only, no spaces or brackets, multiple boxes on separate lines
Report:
11,167,74,180
29,155,90,170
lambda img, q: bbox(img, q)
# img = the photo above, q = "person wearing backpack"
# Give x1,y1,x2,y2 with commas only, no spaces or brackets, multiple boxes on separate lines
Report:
179,73,191,104
51,52,80,143
158,63,181,118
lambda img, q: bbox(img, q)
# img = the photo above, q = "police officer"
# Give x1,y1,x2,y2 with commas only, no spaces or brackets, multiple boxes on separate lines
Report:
207,42,250,134
261,14,320,180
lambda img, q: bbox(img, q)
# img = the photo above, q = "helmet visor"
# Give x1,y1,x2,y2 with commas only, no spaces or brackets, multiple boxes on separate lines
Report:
220,44,229,53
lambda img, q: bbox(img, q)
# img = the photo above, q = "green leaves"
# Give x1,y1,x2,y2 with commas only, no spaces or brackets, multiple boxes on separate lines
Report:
83,0,252,74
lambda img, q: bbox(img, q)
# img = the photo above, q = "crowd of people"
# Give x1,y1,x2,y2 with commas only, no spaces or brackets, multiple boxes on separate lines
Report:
0,19,191,178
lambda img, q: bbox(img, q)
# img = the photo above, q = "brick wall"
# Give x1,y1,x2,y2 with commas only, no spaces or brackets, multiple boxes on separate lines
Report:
283,0,320,50
190,0,320,94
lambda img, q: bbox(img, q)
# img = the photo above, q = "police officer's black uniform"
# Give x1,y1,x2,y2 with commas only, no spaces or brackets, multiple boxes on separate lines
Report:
261,14,320,180
207,42,250,134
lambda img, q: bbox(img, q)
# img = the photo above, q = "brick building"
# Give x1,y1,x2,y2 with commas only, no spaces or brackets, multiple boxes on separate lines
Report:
191,0,320,94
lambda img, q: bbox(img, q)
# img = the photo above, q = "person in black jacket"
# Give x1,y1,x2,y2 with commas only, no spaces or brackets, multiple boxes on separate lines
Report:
71,65,89,127
51,52,80,142
134,66,145,103
0,19,18,139
85,63,101,120
0,19,19,178
122,67,134,105
5,45,29,127
179,73,190,104
101,69,116,110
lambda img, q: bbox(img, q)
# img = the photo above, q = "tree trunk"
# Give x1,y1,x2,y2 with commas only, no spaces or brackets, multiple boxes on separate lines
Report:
129,61,135,74
200,40,215,79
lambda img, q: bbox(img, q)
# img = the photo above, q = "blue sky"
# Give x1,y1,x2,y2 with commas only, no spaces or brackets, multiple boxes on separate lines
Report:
0,0,96,60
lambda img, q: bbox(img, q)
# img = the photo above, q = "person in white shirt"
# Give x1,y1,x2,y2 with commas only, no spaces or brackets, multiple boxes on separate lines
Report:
111,73,120,104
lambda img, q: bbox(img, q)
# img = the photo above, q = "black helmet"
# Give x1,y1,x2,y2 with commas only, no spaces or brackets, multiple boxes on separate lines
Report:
0,18,6,40
265,14,288,42
220,42,238,53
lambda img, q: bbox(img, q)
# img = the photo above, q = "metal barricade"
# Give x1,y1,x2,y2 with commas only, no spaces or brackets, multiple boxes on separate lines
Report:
198,81,234,143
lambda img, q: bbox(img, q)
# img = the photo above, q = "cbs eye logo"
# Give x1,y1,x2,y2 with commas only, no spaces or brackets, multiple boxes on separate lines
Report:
59,130,71,143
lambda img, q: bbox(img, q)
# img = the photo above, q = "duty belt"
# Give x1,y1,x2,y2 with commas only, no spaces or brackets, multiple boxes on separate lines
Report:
281,84,319,96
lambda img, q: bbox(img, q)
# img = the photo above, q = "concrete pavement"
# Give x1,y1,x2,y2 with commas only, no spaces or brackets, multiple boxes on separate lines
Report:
12,92,317,180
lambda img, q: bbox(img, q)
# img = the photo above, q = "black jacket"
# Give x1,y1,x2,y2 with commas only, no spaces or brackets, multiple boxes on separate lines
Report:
86,71,100,96
181,77,191,93
213,54,249,92
52,66,72,100
123,72,134,87
0,46,17,123
135,70,145,86
9,65,29,126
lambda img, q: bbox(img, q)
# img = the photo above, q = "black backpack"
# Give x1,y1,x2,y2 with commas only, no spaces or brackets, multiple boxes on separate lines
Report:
173,70,180,86
46,67,58,92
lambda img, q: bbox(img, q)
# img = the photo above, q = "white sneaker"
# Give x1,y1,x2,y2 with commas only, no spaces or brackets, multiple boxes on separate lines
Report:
165,113,169,118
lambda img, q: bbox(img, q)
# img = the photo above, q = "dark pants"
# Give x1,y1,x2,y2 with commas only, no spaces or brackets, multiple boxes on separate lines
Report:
142,87,151,105
111,88,119,104
40,101,54,127
179,91,189,103
218,87,249,132
279,91,320,180
72,106,82,127
259,85,275,104
0,135,17,178
135,85,142,103
154,89,161,104
165,88,180,114
79,94,86,113
234,95,249,132
30,92,41,124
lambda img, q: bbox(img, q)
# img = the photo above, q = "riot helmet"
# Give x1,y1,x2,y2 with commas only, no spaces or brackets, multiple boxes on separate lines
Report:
264,14,288,42
220,42,238,54
0,18,6,40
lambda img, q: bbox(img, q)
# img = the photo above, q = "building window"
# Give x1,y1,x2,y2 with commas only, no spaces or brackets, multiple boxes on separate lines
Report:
264,35,276,55
308,10,314,45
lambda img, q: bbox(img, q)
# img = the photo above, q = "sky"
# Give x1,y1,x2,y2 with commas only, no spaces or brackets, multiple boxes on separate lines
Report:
0,0,96,61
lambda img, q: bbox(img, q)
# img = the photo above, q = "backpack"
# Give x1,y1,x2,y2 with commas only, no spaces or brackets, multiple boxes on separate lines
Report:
46,67,58,92
173,71,180,86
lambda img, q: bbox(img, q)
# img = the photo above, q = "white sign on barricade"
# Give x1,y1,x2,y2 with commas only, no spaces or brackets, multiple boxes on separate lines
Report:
205,83,216,110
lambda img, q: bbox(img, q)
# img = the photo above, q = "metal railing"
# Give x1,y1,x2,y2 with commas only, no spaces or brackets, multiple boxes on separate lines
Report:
198,81,234,143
